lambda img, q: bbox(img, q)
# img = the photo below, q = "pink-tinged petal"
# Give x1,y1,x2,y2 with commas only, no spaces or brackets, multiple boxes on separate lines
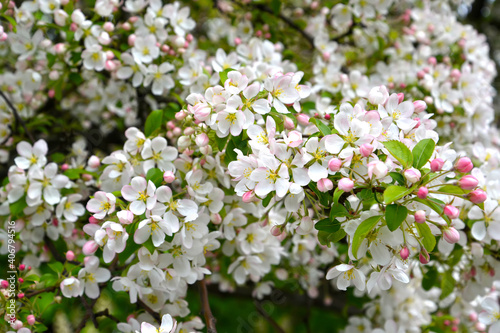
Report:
121,185,139,201
86,199,101,213
324,134,345,154
141,322,158,333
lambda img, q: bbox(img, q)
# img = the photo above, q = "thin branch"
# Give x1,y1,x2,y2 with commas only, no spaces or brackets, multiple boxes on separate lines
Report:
254,300,286,333
81,296,99,328
74,298,98,333
43,236,81,266
137,298,161,322
0,90,34,142
94,308,120,322
331,22,357,42
198,279,217,333
232,0,315,49
26,285,58,298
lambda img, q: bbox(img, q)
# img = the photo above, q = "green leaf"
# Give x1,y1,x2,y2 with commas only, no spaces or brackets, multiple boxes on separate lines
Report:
63,168,86,180
215,135,229,152
262,193,273,207
270,0,281,15
314,218,341,233
310,118,331,136
163,103,180,121
422,266,438,290
10,197,27,219
415,222,436,252
383,185,414,204
414,198,451,224
352,215,383,259
46,53,56,68
388,172,405,185
382,140,413,168
146,168,163,187
219,68,236,85
333,187,344,204
69,72,84,85
385,204,408,231
437,185,468,195
318,229,346,247
440,271,455,299
412,138,435,169
330,203,349,218
51,153,65,163
48,262,64,274
144,109,163,136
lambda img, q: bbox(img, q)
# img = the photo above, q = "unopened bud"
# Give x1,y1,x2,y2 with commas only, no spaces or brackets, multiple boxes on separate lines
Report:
338,178,354,192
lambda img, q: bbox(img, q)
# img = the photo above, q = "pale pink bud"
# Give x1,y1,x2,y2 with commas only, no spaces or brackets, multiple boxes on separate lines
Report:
122,22,131,30
117,210,134,224
105,60,116,71
82,173,93,181
82,240,99,255
13,320,23,329
70,22,78,31
242,190,255,203
200,145,212,155
184,127,195,135
283,116,295,130
271,225,282,236
424,96,433,105
88,155,100,168
414,210,426,223
211,213,222,225
397,93,404,103
186,34,194,42
61,0,69,5
338,178,354,192
444,205,460,219
417,186,428,199
61,163,69,171
367,160,388,179
234,37,241,45
66,251,75,261
417,70,425,79
48,89,55,98
195,133,209,147
128,34,136,46
49,70,60,80
430,158,445,172
455,157,473,173
475,322,486,331
400,247,410,260
175,111,187,121
419,249,430,264
173,128,182,136
459,175,478,190
129,16,139,23
428,57,437,65
404,168,421,183
328,158,342,172
450,69,461,80
359,143,374,157
163,171,175,183
88,216,99,224
103,22,114,32
296,113,310,126
468,312,477,322
317,178,333,192
413,100,427,113
443,227,460,244
286,130,302,147
468,189,487,204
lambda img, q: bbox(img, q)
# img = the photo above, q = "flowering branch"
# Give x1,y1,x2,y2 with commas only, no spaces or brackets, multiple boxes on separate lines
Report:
198,279,217,333
0,90,34,142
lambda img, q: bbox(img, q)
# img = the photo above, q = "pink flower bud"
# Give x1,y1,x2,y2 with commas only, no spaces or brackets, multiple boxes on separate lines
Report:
459,175,478,190
242,190,255,203
88,155,100,168
404,167,421,183
419,249,430,264
122,22,131,30
82,173,93,181
70,22,78,31
328,158,342,172
397,93,404,103
184,127,194,136
116,210,133,224
450,69,461,80
428,57,437,65
1,280,9,288
18,292,24,298
234,37,241,45
128,34,136,46
271,225,282,236
283,116,295,130
19,264,25,271
49,70,60,81
443,227,460,244
60,163,69,171
88,216,99,224
413,100,427,113
175,111,187,121
338,178,354,192
360,143,374,157
285,130,302,147
468,312,477,322
417,186,428,199
368,85,389,105
82,240,99,255
317,178,333,192
468,189,487,204
195,133,209,147
417,70,425,79
27,314,36,325
13,320,23,329
424,96,433,105
66,251,75,261
163,171,175,183
18,278,23,283
400,246,410,260
103,22,114,32
48,89,55,98
444,205,460,219
296,113,310,126
414,210,426,223
211,213,222,225
430,158,445,172
455,157,473,173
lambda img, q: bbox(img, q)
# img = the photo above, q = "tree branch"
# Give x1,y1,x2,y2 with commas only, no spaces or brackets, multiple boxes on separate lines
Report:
94,308,120,322
254,300,285,333
26,285,58,298
0,90,34,142
198,279,217,333
74,298,98,333
43,236,81,266
137,298,161,322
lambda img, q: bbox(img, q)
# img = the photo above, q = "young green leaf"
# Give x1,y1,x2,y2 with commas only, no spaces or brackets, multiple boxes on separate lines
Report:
310,118,331,136
146,168,164,187
314,218,341,233
219,68,236,85
352,215,383,259
318,229,346,247
412,138,435,169
415,221,436,252
383,185,414,204
440,271,455,300
382,140,413,168
385,204,408,231
144,109,163,136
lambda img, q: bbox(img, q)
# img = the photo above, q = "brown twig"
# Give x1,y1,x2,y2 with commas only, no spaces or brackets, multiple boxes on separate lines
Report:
81,296,99,328
254,300,286,333
43,236,81,266
0,90,34,142
94,308,120,322
74,298,98,333
25,285,58,298
198,279,217,333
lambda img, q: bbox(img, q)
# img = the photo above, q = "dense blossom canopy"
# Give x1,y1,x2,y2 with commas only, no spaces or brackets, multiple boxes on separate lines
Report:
0,0,500,332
